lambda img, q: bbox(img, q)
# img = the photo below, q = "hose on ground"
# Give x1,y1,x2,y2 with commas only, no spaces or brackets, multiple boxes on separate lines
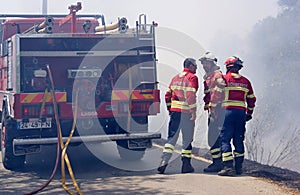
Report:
24,65,82,195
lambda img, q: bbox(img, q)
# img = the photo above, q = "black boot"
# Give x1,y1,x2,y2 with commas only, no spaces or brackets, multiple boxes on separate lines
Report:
181,158,194,173
218,166,235,176
235,164,243,175
203,159,223,173
157,159,168,174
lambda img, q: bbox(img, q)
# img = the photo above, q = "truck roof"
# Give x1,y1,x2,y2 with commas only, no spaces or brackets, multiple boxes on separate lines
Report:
1,17,100,41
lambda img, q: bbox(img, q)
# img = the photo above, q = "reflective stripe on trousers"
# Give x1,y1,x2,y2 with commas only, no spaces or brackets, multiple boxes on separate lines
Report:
161,111,195,161
220,109,246,166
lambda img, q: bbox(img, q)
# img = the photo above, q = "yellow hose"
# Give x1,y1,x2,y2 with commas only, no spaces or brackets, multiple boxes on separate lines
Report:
46,65,82,195
39,88,48,118
25,66,82,195
61,90,82,195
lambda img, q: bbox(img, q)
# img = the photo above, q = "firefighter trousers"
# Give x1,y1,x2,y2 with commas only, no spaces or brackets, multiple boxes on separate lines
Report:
161,111,195,161
208,109,225,162
220,109,246,167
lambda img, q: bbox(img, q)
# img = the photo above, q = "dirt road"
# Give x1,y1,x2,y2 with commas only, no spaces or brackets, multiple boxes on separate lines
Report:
0,143,296,195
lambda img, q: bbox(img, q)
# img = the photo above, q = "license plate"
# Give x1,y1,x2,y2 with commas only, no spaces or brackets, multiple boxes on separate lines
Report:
18,120,52,129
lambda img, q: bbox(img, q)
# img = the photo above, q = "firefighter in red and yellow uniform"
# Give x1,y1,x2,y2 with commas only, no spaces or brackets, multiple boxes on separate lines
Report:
157,58,199,174
199,52,226,173
218,56,256,176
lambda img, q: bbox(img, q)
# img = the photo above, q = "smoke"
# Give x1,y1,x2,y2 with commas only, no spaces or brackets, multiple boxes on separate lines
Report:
245,0,300,172
245,0,300,122
210,0,300,173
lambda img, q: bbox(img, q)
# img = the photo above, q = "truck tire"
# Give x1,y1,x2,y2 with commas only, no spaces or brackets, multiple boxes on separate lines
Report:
116,140,145,161
1,117,25,170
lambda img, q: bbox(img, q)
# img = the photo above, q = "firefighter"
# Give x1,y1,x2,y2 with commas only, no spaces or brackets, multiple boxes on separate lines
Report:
199,52,226,173
218,56,256,176
157,58,199,174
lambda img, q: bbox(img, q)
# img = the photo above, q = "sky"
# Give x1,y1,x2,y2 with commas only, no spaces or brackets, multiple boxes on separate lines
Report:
1,0,279,48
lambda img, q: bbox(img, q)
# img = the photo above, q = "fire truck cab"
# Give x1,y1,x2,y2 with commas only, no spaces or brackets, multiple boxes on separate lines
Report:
0,2,160,170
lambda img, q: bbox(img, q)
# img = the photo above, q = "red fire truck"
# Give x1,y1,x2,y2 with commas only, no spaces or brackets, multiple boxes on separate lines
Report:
0,2,160,170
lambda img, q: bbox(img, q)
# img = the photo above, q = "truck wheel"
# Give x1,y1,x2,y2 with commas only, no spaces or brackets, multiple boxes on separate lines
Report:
116,140,145,161
1,117,25,170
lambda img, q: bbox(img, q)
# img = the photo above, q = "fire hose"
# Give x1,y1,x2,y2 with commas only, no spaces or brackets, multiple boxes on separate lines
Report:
61,90,81,195
25,65,82,195
23,16,53,34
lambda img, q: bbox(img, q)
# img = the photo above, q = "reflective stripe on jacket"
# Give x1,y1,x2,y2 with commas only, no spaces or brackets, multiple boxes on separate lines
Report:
165,68,199,113
222,72,256,114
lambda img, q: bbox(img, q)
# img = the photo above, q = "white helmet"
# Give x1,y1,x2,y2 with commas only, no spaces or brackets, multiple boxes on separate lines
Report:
199,52,217,64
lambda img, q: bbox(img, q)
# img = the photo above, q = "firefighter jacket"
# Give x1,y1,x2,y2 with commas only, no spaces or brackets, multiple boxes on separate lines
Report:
165,68,199,113
222,71,256,115
203,66,226,111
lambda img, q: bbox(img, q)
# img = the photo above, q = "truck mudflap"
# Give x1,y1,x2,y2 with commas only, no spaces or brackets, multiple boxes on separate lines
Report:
13,132,161,155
